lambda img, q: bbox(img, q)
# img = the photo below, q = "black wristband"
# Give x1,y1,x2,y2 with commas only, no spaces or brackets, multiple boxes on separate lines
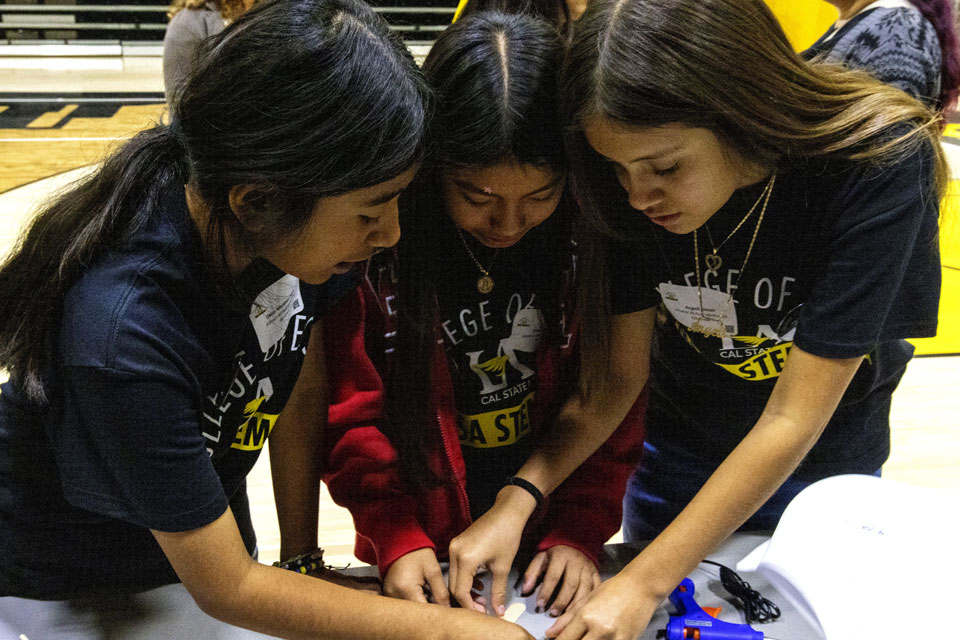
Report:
503,476,544,509
272,548,325,574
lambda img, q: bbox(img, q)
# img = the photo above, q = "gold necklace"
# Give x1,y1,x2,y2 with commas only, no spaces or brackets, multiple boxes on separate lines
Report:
456,227,498,294
702,172,776,276
692,171,776,324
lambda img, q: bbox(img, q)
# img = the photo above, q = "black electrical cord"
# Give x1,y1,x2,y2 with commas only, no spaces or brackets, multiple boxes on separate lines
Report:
701,559,781,624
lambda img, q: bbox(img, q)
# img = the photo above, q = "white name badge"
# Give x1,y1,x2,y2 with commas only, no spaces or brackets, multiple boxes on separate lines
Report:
250,274,304,354
657,282,738,339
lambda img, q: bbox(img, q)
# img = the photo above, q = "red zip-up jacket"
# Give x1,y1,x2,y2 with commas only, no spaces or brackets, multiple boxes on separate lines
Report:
322,258,646,576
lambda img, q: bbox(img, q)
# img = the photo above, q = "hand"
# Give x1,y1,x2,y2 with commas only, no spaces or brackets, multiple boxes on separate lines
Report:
384,548,450,605
448,488,534,617
445,607,536,640
544,573,658,640
521,546,600,617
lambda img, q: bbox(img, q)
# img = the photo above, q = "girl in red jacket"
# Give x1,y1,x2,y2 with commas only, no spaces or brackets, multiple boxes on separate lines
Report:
322,9,647,622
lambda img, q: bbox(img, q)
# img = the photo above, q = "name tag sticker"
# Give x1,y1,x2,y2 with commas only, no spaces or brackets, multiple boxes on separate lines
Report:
657,282,738,338
250,274,304,354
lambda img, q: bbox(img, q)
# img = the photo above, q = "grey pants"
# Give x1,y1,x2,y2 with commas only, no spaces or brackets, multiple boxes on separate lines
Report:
0,583,277,640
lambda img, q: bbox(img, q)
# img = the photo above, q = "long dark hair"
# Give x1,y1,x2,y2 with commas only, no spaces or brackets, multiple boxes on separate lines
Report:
561,0,946,395
0,0,429,402
908,0,960,112
384,10,566,489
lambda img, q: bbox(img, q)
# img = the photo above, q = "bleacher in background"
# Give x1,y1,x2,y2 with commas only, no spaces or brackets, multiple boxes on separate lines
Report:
0,0,456,48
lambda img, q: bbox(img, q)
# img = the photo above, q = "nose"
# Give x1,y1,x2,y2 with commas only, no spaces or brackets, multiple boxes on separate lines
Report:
624,174,665,212
491,200,525,237
370,205,401,249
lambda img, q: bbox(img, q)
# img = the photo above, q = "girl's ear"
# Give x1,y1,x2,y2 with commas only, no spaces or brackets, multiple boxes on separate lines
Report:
228,183,274,234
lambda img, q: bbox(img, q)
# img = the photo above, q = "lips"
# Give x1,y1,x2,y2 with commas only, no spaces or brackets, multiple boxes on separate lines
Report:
646,212,682,228
478,233,524,248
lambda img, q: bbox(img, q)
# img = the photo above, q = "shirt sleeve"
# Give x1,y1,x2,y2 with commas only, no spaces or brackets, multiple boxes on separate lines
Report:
794,141,941,358
54,365,228,533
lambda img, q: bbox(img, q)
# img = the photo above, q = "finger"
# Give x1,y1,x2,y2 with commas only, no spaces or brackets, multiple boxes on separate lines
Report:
452,563,485,613
521,552,547,596
404,584,429,604
537,556,568,613
425,563,450,607
548,566,580,616
545,610,580,639
568,567,596,610
490,562,510,617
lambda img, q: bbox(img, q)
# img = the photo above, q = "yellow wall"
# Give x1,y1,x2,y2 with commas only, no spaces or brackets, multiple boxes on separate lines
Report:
764,0,838,51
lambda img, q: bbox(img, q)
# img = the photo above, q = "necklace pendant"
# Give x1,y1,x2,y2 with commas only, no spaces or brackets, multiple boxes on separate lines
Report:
704,253,722,275
477,274,495,294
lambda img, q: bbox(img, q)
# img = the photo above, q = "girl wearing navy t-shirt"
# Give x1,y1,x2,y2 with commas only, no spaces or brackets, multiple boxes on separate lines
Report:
0,1,533,638
322,10,645,621
545,0,944,638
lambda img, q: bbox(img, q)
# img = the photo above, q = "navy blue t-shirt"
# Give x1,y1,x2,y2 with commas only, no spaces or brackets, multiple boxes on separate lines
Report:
609,142,940,479
0,186,354,599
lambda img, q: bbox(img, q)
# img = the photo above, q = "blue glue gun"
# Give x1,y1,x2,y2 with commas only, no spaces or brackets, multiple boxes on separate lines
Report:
665,578,763,640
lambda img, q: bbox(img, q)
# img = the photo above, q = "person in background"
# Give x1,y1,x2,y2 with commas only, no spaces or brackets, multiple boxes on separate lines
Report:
804,0,960,114
547,0,944,637
163,0,254,105
0,0,532,638
322,9,645,622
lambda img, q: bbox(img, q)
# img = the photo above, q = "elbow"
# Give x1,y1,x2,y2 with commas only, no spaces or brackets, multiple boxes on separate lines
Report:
181,561,258,625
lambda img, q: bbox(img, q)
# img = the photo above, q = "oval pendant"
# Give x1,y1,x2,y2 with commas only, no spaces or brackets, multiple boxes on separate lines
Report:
477,275,495,294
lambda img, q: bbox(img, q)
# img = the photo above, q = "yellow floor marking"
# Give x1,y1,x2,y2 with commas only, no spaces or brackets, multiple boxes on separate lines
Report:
26,104,79,129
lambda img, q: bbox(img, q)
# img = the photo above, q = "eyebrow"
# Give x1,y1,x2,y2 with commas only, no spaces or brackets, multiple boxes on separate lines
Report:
363,187,404,207
630,145,682,163
452,175,563,199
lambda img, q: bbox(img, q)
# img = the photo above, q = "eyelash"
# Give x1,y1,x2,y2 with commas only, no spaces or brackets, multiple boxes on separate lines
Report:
461,191,557,206
360,215,379,225
462,193,491,207
654,163,680,177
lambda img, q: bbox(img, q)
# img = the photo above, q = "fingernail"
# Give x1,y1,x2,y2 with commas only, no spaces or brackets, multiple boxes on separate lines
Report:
537,599,545,610
498,605,505,616
550,608,559,617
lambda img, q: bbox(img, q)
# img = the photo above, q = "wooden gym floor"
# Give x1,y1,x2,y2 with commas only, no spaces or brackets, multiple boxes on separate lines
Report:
1,57,957,567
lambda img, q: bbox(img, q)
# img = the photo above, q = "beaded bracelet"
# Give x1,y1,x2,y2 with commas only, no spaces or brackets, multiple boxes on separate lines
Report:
272,548,326,574
503,476,544,509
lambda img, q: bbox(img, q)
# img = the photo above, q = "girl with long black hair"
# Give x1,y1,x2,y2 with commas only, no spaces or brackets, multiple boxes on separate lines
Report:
0,0,531,637
322,9,645,622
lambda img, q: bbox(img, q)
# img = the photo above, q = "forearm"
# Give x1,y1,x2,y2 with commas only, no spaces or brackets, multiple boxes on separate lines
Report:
620,410,825,600
212,561,460,640
620,348,862,600
157,509,490,640
272,443,321,560
513,309,653,496
271,323,325,559
517,382,642,496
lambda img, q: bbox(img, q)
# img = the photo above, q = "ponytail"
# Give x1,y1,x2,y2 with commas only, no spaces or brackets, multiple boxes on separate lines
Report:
0,125,186,401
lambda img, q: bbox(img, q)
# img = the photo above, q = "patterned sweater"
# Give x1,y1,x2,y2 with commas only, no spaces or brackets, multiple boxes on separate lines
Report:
804,4,942,108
